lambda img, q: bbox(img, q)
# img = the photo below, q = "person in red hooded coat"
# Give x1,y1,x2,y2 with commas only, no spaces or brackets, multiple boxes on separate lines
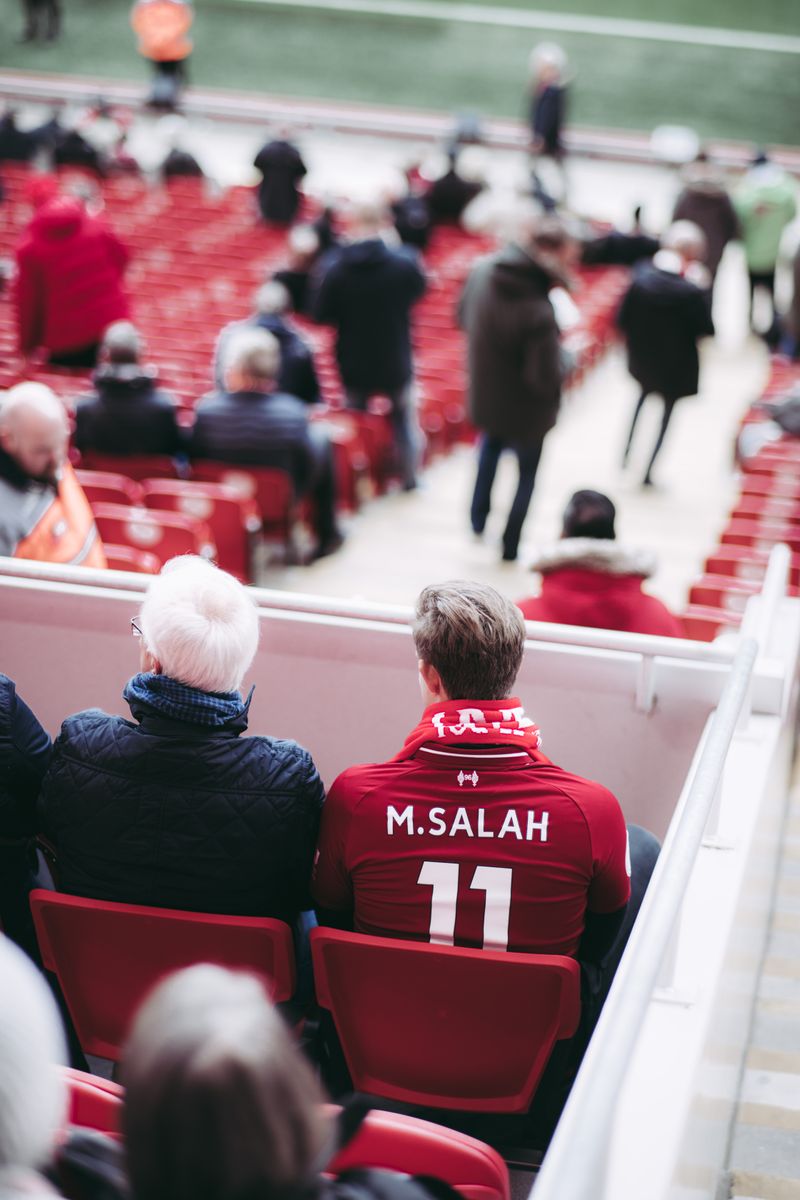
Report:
518,489,683,637
14,193,130,368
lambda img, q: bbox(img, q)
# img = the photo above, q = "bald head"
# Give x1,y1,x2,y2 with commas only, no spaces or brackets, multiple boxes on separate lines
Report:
0,384,69,484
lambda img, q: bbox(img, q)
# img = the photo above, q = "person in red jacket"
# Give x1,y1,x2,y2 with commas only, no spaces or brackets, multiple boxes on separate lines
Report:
14,193,130,368
518,489,683,637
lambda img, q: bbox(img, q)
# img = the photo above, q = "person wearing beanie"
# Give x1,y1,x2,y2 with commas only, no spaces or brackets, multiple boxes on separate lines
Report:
0,936,67,1199
518,489,684,637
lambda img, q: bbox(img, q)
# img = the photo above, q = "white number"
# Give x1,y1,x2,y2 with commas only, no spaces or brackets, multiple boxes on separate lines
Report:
417,861,513,950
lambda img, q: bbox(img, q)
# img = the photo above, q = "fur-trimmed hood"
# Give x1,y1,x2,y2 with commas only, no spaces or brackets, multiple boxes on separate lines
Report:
529,538,657,578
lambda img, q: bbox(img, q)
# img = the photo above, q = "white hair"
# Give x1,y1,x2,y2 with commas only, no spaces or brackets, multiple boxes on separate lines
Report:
0,383,67,433
140,556,259,693
102,320,142,363
529,41,567,78
287,225,319,258
225,328,281,384
255,281,291,316
0,936,67,1172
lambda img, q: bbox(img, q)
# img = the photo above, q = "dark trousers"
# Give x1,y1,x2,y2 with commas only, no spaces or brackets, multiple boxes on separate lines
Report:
470,435,544,559
48,342,100,369
622,390,678,485
22,0,60,37
307,426,342,549
748,268,777,331
346,383,419,490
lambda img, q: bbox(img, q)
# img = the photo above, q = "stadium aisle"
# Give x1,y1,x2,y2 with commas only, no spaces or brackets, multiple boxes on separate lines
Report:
726,760,800,1200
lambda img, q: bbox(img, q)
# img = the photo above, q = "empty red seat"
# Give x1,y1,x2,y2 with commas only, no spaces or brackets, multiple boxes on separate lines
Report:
75,470,142,509
63,1068,124,1138
104,544,161,574
679,604,743,642
91,502,215,563
688,574,762,612
141,478,260,582
189,462,294,540
704,545,800,589
31,891,296,1061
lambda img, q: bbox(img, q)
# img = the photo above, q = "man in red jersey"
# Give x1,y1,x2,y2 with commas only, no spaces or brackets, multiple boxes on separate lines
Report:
313,581,658,1123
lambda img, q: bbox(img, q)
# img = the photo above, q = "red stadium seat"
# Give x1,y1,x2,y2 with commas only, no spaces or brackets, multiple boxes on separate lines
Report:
91,502,215,563
141,478,260,582
75,470,143,509
30,891,296,1061
704,545,800,589
327,1108,510,1200
63,1068,124,1137
310,929,580,1113
60,1072,508,1200
77,453,182,481
679,604,743,642
721,518,800,556
189,462,295,540
688,574,762,613
104,544,162,574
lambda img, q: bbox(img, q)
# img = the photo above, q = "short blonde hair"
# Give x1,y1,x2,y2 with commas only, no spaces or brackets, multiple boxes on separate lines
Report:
413,581,525,700
140,556,259,693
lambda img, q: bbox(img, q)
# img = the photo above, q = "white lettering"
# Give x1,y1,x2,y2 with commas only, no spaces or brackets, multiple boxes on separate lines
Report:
449,806,474,837
431,712,447,738
476,809,495,838
498,809,523,840
429,808,447,836
452,707,488,736
500,706,535,729
526,810,550,842
387,805,414,835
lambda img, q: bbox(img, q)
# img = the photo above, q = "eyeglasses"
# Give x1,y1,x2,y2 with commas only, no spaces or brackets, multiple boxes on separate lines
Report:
131,617,143,639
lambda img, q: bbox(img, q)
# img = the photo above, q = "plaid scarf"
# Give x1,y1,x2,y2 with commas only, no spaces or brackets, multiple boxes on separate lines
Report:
124,672,250,728
393,698,547,762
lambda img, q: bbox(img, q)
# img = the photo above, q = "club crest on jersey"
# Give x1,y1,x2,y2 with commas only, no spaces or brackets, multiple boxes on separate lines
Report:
457,770,479,788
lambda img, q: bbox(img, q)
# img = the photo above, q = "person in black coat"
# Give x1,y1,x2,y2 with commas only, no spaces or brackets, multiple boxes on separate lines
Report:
38,555,325,927
19,0,61,41
192,328,343,558
315,204,426,490
253,134,307,224
73,321,183,459
0,109,36,163
213,281,321,404
0,673,51,959
425,150,484,226
618,221,714,487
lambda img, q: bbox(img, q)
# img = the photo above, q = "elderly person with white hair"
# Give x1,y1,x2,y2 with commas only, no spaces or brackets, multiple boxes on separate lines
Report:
212,282,321,404
0,382,106,567
618,219,715,487
37,555,324,927
192,328,343,559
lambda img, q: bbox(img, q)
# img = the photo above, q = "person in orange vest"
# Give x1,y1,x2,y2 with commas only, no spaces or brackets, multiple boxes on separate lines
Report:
130,0,194,111
0,382,106,568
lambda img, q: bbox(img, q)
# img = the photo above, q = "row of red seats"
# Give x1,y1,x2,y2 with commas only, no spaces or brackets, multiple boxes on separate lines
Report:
681,358,800,640
34,888,576,1145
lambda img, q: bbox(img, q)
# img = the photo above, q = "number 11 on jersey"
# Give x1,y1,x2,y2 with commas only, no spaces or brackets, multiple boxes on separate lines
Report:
417,861,513,951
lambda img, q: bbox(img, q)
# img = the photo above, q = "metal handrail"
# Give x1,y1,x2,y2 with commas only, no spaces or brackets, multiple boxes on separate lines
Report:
531,635,758,1200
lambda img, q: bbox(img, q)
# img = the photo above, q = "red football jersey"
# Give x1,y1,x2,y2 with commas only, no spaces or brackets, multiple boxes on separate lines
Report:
313,740,630,956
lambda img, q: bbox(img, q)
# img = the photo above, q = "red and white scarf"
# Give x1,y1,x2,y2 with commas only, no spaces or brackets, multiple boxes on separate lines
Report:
394,698,547,763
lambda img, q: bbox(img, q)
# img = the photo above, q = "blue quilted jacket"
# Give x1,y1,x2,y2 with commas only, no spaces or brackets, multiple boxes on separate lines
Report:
38,695,324,922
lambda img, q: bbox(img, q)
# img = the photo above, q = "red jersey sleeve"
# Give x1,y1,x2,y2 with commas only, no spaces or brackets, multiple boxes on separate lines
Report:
311,770,358,913
583,781,631,914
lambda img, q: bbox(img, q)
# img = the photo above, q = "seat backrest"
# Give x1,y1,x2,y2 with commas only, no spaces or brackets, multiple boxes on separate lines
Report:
141,478,259,581
31,891,296,1060
103,543,162,574
77,453,181,481
91,502,215,561
326,1107,509,1200
310,929,580,1113
75,470,142,508
63,1067,124,1138
189,462,294,530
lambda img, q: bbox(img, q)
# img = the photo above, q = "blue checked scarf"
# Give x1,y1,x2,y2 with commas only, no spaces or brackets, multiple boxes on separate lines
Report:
124,673,251,728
